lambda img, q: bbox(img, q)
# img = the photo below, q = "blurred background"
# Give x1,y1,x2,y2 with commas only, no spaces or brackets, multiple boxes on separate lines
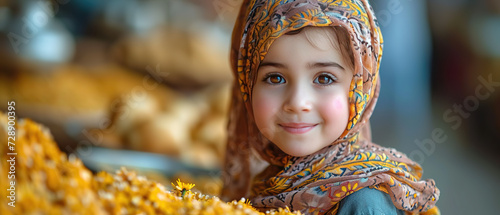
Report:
0,0,498,214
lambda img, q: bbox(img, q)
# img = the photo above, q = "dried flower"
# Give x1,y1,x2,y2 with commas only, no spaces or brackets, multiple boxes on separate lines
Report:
0,113,300,215
171,178,195,198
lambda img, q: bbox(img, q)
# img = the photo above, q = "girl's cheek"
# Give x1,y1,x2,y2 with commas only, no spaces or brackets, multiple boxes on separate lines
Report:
320,96,349,123
333,97,343,110
252,91,277,122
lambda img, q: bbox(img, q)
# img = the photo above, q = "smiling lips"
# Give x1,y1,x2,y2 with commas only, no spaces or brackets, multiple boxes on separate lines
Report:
279,123,318,134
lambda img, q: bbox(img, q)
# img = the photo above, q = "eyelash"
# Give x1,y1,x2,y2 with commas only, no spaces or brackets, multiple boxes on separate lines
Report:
314,73,337,85
261,73,338,86
262,73,286,84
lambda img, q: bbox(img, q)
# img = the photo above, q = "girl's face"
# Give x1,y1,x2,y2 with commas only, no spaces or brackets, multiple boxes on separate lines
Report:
252,30,353,157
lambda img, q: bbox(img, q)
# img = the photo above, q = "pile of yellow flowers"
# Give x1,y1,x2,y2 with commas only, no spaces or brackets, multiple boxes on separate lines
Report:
0,113,300,215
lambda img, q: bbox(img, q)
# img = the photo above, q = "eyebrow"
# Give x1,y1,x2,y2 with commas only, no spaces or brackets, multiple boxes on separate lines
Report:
308,62,345,70
259,62,287,69
259,61,345,71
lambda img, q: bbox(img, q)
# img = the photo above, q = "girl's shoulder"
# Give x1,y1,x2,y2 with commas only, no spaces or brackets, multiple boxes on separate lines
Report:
336,187,406,215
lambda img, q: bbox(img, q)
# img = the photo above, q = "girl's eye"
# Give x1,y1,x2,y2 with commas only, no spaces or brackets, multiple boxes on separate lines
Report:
264,74,286,84
314,74,336,85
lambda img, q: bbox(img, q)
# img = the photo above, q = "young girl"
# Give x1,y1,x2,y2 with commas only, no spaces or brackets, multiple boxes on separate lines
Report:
222,0,440,214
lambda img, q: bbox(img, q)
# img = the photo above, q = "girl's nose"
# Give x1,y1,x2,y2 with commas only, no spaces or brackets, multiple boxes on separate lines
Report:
283,84,312,113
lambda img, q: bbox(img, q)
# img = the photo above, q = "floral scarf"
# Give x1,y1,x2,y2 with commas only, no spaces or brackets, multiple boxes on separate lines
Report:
222,0,440,214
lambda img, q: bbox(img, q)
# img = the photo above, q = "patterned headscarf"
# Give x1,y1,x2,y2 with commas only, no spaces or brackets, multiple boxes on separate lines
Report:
222,0,440,214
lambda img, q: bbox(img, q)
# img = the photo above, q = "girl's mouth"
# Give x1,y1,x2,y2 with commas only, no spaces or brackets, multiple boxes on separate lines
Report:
278,123,318,134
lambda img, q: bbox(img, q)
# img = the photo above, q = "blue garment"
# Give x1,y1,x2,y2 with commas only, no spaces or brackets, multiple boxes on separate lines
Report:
336,188,406,215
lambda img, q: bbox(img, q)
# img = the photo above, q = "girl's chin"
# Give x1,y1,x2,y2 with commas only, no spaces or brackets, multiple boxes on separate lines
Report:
274,140,338,157
278,145,319,157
